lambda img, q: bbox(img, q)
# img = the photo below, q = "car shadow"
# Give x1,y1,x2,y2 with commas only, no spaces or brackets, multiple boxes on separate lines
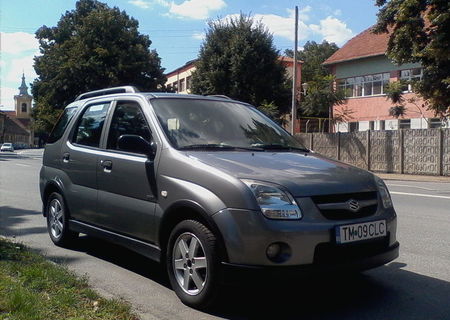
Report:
64,235,170,288
208,262,450,320
52,234,450,320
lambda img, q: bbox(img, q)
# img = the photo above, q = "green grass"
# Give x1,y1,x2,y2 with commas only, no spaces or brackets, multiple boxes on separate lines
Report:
0,238,139,320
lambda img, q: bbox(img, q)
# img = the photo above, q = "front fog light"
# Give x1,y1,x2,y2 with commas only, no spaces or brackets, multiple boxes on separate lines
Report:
242,179,302,220
266,242,292,263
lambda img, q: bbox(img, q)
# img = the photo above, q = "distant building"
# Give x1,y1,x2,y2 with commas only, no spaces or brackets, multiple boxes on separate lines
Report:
0,74,34,146
165,56,303,95
323,27,448,132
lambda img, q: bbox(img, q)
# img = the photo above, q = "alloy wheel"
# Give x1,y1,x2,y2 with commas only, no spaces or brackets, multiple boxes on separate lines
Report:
48,198,64,239
172,232,208,295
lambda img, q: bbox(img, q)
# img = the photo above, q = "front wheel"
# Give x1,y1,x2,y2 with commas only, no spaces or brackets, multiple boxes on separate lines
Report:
46,192,78,247
166,220,220,309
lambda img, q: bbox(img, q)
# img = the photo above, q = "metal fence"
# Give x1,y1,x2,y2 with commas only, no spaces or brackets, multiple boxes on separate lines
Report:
295,128,450,176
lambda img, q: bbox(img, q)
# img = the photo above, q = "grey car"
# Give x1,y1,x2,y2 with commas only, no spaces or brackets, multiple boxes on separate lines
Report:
40,86,398,308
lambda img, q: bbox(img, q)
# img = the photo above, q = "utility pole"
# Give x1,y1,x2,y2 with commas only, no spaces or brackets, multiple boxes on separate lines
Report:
291,6,299,135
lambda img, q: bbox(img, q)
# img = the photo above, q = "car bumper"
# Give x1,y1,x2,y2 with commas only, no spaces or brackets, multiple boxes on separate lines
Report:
220,241,399,284
212,207,398,266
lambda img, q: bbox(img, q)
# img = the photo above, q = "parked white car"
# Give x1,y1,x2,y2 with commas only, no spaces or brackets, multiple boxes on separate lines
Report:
1,143,14,152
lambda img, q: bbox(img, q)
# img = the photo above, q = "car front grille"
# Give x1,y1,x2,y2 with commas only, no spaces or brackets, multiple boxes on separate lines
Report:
311,191,378,220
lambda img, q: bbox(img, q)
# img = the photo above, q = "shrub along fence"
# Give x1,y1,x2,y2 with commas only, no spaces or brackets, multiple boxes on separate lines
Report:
295,128,450,176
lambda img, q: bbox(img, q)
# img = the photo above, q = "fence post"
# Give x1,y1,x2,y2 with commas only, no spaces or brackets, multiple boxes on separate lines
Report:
337,132,341,161
399,130,404,174
366,130,371,171
438,128,444,176
310,133,314,150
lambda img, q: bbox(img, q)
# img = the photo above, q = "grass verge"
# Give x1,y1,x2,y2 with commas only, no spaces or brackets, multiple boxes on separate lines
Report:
0,237,138,320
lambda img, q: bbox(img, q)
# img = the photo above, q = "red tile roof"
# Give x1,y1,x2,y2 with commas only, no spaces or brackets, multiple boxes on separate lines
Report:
323,26,390,65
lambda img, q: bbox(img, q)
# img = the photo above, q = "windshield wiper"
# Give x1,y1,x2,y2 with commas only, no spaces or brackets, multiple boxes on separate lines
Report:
178,144,263,151
250,144,310,152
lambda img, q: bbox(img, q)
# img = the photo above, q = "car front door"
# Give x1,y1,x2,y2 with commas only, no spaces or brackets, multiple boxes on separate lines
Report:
96,99,157,243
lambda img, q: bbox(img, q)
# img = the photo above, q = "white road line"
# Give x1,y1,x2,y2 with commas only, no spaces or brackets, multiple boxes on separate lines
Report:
387,184,437,191
15,164,30,167
390,191,450,200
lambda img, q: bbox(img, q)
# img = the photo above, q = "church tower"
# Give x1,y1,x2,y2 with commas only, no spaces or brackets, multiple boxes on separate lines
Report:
14,73,32,119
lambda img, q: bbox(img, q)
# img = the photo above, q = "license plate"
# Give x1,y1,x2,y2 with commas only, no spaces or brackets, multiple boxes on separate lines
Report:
336,220,386,244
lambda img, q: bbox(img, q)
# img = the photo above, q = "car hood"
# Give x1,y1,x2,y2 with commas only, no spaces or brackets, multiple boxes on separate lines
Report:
186,151,377,197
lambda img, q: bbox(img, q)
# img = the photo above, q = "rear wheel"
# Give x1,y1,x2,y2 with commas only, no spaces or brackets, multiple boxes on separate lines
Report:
46,192,78,246
166,220,220,309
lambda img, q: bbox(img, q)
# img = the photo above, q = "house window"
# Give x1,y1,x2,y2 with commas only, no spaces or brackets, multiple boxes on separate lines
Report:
179,78,186,92
369,121,375,130
429,118,443,128
400,68,422,92
186,76,192,90
338,72,390,97
399,119,411,129
21,103,27,112
349,122,359,132
172,81,178,92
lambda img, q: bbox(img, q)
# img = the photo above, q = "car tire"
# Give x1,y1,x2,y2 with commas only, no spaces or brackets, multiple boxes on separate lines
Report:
46,192,78,247
166,219,220,309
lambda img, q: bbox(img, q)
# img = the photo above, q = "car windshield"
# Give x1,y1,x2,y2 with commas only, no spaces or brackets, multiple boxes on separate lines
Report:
3,143,11,147
150,98,307,151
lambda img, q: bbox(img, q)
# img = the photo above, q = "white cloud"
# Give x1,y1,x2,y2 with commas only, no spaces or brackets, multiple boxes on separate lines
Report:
0,87,18,110
169,0,226,20
128,0,170,9
310,16,353,45
128,0,152,9
333,9,342,16
1,32,39,55
5,55,38,84
192,32,205,40
222,10,310,42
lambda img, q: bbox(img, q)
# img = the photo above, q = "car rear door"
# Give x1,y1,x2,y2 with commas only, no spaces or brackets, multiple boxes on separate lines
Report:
61,101,112,223
96,99,158,243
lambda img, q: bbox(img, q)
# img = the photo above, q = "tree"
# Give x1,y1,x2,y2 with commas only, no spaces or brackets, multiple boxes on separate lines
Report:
374,0,450,117
285,40,339,83
300,75,347,117
285,40,345,119
32,0,166,132
190,14,291,114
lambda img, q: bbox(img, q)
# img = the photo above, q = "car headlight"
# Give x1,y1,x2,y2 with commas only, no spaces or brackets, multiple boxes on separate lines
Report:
375,177,393,209
242,179,302,220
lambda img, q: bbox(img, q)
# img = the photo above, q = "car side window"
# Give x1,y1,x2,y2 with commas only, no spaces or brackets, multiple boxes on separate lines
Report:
47,107,77,144
107,101,152,152
72,103,110,148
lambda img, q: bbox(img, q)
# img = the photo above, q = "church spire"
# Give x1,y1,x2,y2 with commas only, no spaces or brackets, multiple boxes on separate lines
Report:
18,73,29,95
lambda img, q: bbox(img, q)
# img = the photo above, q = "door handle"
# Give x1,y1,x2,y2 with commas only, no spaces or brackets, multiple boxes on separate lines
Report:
62,153,70,163
100,160,113,172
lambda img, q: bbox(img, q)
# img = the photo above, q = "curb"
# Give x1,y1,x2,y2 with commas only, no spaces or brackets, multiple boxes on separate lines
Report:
375,173,450,183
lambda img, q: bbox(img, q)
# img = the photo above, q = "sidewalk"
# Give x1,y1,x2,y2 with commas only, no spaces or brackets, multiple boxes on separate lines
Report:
375,172,450,183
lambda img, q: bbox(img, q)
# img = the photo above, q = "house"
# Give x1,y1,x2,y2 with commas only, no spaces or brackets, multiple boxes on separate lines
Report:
165,56,303,95
323,27,448,132
0,74,34,147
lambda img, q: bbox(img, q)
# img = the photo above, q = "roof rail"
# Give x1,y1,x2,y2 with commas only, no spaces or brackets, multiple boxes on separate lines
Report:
75,86,139,101
206,94,232,100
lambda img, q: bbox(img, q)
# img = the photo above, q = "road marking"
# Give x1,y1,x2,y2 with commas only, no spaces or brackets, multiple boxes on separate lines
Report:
390,191,450,200
15,164,30,167
387,184,436,191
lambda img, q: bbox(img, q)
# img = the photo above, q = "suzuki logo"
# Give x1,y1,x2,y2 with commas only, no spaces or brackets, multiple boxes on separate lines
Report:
347,199,360,212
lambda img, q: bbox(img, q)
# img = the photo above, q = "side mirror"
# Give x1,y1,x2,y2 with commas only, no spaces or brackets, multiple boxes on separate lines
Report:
117,134,156,158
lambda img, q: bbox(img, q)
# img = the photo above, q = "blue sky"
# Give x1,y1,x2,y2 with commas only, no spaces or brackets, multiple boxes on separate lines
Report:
0,0,380,110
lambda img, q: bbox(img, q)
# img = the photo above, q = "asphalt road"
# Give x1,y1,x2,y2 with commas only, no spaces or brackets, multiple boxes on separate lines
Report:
1,149,449,320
